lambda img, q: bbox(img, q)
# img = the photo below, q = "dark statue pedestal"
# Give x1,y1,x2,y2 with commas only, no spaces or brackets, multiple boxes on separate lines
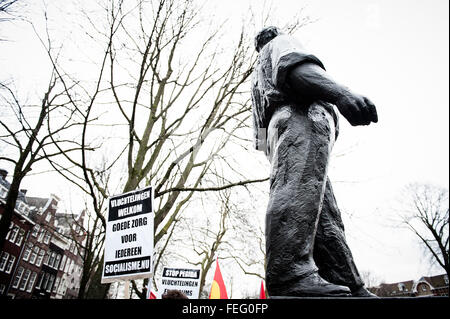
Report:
269,296,447,299
269,296,353,299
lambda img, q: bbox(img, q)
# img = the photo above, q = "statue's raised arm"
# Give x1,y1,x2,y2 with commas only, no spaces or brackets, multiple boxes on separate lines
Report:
287,63,378,126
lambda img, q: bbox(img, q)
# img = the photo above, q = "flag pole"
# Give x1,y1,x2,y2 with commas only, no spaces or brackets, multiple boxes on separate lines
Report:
146,275,153,299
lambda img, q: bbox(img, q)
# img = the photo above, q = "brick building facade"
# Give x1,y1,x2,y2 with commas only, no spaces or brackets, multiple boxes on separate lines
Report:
0,169,85,299
369,273,449,297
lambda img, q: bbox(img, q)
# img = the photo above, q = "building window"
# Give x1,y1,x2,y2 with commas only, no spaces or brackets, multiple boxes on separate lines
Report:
19,269,31,291
32,224,40,237
45,212,51,222
43,251,50,266
22,243,32,261
53,277,60,293
8,225,19,243
5,255,16,274
42,252,47,266
48,251,56,267
36,249,45,267
23,206,30,216
59,255,67,271
46,274,55,292
43,231,51,244
422,285,427,292
26,272,37,293
54,254,62,269
0,251,9,271
64,258,71,273
444,275,449,285
37,228,45,242
17,201,26,213
12,266,24,288
0,185,7,198
29,246,39,264
58,278,66,295
69,259,74,274
15,229,25,246
41,273,50,291
0,284,5,295
19,203,29,215
35,273,44,290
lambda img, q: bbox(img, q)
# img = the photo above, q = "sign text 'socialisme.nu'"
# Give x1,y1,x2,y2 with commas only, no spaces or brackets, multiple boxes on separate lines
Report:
101,186,154,283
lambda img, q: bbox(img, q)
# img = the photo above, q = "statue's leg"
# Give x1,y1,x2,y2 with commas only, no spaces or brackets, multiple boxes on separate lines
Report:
313,179,378,297
313,178,363,289
265,104,350,297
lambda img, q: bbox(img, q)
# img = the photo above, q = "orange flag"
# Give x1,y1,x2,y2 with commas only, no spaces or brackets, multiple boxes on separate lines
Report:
209,258,228,299
259,280,266,299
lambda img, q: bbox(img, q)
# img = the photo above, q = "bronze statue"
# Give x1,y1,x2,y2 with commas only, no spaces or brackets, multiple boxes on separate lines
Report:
251,26,378,297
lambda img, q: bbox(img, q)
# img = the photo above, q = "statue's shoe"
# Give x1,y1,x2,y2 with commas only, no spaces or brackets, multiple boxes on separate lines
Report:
351,286,379,298
273,272,351,297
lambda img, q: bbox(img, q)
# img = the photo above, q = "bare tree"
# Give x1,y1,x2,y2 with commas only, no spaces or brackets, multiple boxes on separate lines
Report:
0,5,110,296
183,190,232,296
398,183,449,277
0,0,24,41
33,0,268,298
359,269,383,289
0,0,19,20
27,0,312,298
0,63,86,251
162,183,266,299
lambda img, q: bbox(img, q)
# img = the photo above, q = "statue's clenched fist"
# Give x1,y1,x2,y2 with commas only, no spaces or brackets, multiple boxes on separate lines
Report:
335,92,378,126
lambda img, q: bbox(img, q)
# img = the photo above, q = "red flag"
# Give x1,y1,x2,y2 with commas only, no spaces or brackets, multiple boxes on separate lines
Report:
148,291,157,299
209,258,228,299
259,280,266,299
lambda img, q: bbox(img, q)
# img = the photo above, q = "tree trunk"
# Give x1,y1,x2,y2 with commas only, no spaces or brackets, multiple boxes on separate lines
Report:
0,171,24,251
84,254,111,299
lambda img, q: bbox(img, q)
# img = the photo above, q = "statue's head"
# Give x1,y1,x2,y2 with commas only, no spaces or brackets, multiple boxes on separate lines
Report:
255,26,282,52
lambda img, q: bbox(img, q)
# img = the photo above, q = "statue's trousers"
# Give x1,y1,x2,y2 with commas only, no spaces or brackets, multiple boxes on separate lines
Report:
265,103,364,295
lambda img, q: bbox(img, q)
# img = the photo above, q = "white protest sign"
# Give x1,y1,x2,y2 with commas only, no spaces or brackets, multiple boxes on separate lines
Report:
101,186,154,283
160,267,201,299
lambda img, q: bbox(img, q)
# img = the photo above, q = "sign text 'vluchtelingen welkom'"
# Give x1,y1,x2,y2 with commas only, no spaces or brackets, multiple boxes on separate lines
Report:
102,186,154,283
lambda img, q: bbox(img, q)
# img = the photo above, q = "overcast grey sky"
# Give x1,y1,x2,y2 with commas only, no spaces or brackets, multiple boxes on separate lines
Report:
275,0,449,283
1,0,448,291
